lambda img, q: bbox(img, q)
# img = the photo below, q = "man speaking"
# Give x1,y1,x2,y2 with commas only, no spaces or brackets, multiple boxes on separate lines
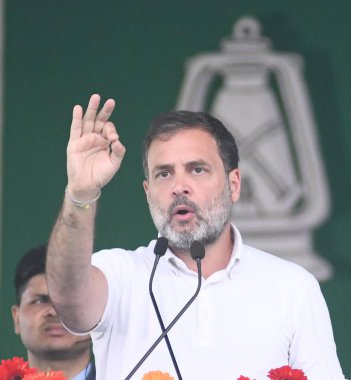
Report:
46,94,344,380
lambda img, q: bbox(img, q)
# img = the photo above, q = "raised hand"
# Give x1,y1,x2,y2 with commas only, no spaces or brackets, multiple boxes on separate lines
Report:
66,94,126,200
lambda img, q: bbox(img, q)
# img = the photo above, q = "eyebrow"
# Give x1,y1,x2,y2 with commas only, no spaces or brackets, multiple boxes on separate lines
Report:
151,160,211,177
27,293,49,300
151,164,174,177
185,160,211,169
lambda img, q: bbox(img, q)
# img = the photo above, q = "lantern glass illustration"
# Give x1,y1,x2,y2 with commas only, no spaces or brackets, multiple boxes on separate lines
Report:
177,17,332,280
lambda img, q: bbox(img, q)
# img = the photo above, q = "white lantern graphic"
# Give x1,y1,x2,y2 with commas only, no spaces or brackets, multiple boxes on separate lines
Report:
177,17,332,281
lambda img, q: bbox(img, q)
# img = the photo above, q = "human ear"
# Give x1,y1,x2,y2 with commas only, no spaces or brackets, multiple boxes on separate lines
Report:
228,169,241,203
143,179,150,203
11,305,20,335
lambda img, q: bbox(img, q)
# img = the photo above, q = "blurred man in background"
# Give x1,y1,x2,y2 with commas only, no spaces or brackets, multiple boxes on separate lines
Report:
11,244,96,380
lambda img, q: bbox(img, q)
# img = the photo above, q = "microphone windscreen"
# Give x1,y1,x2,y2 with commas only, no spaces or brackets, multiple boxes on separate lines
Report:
154,237,169,256
190,240,205,260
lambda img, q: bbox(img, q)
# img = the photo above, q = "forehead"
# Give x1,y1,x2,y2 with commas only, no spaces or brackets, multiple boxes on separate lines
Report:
22,274,48,298
147,129,222,166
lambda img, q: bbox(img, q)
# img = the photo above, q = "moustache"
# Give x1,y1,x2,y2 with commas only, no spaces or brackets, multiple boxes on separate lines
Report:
168,196,201,218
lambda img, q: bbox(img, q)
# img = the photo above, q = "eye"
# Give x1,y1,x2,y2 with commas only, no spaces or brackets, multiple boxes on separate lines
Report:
192,167,206,175
156,171,171,179
32,295,49,305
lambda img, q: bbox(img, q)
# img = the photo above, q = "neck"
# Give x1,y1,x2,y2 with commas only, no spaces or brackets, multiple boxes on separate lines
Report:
28,351,91,380
172,223,234,279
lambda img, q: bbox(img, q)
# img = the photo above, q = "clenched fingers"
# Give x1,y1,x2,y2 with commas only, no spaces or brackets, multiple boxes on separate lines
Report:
110,138,126,170
101,121,119,142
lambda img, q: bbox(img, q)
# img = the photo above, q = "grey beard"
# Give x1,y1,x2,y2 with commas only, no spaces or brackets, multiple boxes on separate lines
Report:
148,182,233,250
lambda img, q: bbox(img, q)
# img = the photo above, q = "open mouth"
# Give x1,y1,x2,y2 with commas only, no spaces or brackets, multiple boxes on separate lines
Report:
177,209,190,215
172,205,195,219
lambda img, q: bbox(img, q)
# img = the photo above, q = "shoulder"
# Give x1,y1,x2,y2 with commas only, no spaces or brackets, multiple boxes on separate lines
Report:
92,240,157,264
240,243,320,290
232,224,318,287
91,240,158,280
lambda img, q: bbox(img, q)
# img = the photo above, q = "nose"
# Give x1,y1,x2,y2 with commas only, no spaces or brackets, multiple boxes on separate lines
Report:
45,302,58,318
172,173,191,197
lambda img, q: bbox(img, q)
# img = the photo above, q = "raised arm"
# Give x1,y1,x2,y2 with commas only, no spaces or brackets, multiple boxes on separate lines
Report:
46,94,126,332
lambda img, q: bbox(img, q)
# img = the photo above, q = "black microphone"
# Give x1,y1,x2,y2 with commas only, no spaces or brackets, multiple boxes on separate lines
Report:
189,240,205,261
149,237,182,380
125,240,205,380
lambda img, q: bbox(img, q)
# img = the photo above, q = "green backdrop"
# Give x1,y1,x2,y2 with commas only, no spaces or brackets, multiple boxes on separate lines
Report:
1,0,351,377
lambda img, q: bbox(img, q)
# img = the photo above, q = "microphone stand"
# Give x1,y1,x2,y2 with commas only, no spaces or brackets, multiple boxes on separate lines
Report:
125,257,202,380
149,254,183,380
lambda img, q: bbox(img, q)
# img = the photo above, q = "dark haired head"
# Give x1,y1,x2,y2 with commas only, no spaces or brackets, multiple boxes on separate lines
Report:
142,110,239,179
14,244,47,304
